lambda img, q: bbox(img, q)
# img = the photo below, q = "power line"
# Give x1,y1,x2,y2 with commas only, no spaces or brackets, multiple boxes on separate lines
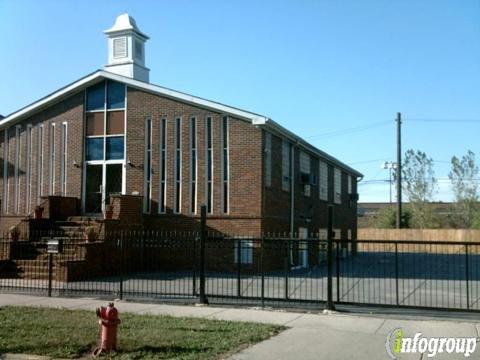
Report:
405,118,480,123
304,121,390,140
348,158,393,166
359,178,480,185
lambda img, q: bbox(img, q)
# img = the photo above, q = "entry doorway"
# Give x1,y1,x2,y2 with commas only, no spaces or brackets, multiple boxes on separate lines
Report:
84,162,124,214
298,227,309,268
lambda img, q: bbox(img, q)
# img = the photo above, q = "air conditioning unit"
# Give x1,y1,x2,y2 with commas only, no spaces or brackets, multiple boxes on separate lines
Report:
300,173,315,184
304,184,311,196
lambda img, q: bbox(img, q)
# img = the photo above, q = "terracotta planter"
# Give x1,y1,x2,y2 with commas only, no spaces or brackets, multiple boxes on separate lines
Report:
104,210,113,220
34,208,44,219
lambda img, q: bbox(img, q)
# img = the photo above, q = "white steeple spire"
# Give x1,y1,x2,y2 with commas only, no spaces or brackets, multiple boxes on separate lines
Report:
104,13,150,82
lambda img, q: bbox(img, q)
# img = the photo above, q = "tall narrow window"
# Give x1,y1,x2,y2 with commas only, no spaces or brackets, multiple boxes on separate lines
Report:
190,117,197,214
264,132,272,187
300,151,311,197
334,168,342,204
84,80,126,214
205,116,213,214
221,116,229,213
14,125,21,214
319,161,328,201
300,151,311,174
60,122,68,196
174,117,182,213
26,125,33,213
159,118,167,214
282,140,290,191
144,118,152,213
3,128,8,213
348,175,352,194
37,125,44,204
49,123,56,195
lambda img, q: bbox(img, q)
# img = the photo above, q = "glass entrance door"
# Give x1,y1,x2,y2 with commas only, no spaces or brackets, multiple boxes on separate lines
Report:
85,164,103,214
105,164,123,205
84,163,123,214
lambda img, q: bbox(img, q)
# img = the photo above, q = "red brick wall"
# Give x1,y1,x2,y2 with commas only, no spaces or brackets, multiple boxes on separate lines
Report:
263,131,358,238
110,194,143,225
42,196,79,221
126,88,263,234
0,92,84,217
0,81,357,241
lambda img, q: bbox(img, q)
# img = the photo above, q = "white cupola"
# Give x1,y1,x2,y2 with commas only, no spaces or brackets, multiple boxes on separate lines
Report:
104,13,150,82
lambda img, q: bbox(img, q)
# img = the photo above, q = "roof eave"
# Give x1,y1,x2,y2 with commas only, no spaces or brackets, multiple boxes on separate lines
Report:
0,70,104,129
0,70,362,177
254,118,363,177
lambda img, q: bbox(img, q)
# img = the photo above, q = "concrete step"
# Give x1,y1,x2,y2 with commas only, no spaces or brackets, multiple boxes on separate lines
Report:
55,221,84,227
67,216,102,222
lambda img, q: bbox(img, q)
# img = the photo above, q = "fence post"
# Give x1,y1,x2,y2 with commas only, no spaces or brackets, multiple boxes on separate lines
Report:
237,238,242,298
327,205,335,311
119,231,124,300
198,205,208,304
48,252,53,297
284,239,289,300
465,244,470,310
395,242,399,306
192,234,197,296
261,236,265,308
336,240,340,303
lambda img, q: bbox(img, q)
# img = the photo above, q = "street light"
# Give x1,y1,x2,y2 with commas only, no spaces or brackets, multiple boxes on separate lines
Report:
381,161,397,203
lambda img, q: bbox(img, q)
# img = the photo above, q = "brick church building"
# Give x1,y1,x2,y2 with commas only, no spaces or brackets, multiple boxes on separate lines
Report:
0,14,362,240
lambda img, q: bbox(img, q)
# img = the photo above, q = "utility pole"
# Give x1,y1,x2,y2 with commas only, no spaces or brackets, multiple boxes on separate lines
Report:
396,112,402,229
382,161,397,204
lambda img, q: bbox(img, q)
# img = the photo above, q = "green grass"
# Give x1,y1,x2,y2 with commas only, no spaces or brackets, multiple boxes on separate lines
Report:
0,306,284,359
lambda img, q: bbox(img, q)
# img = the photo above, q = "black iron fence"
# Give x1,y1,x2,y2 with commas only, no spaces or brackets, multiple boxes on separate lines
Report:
1,212,480,312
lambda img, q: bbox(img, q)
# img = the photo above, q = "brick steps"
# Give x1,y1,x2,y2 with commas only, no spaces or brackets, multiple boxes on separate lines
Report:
3,218,103,280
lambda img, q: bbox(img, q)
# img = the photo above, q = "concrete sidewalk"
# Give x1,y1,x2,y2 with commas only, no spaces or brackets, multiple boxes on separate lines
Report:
1,294,479,359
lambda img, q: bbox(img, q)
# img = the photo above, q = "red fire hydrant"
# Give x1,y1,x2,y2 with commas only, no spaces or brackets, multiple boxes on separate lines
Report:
93,302,121,357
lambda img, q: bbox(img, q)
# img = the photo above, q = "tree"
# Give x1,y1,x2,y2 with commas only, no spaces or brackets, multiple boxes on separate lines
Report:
449,150,479,228
401,149,437,228
373,207,412,229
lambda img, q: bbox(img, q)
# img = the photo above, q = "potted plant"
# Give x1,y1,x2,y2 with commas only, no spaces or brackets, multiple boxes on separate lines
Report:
104,204,114,220
34,205,44,219
84,226,98,243
9,226,20,241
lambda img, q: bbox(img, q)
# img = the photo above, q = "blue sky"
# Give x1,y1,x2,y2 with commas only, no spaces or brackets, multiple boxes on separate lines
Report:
1,0,479,202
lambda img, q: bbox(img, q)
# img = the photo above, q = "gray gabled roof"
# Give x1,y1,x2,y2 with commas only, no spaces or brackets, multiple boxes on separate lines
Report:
0,70,362,177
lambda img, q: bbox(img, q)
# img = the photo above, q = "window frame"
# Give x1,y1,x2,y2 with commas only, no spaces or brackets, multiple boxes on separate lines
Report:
26,125,33,213
334,167,342,204
205,116,213,214
158,117,167,214
37,125,44,204
144,118,152,213
60,122,68,197
173,117,182,214
190,117,198,214
49,123,55,196
281,140,291,192
264,132,272,187
221,116,229,214
14,125,21,213
319,160,328,201
2,128,8,213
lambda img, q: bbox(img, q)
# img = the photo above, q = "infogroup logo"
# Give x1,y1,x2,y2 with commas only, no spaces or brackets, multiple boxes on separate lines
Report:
385,328,477,359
